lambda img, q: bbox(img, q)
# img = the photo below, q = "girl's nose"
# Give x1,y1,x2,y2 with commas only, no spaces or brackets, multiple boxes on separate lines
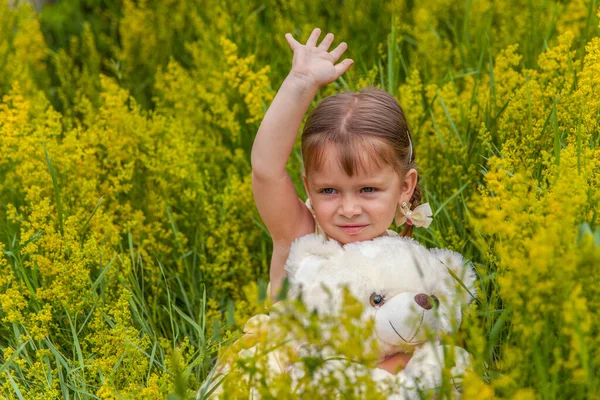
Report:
339,196,361,217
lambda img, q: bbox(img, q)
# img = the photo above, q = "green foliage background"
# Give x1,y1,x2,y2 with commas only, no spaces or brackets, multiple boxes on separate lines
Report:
0,0,599,398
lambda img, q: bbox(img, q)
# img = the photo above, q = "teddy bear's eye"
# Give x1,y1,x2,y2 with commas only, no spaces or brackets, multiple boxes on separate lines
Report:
369,293,384,307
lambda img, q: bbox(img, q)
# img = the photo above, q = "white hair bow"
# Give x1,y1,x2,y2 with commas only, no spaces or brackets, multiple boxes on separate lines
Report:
395,202,433,229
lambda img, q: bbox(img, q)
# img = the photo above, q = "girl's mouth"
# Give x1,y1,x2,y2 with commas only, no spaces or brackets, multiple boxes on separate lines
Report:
339,225,368,234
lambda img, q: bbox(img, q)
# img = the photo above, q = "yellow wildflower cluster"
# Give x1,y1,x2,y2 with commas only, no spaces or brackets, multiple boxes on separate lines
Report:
221,37,274,124
471,32,600,396
0,3,48,97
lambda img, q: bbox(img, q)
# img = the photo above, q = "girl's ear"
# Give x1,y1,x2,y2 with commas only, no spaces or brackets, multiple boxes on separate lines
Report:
400,168,418,203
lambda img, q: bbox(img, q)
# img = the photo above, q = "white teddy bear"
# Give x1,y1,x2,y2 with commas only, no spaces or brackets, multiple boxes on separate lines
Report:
198,233,476,399
283,233,476,399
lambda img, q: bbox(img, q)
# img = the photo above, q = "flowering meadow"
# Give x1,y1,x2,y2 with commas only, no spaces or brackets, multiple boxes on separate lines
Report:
0,0,599,398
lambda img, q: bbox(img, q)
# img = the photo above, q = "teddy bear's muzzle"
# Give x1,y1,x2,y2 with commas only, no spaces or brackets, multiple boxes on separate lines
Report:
373,292,440,347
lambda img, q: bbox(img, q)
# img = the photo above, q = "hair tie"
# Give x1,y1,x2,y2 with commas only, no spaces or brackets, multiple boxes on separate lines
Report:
395,201,433,229
407,131,413,162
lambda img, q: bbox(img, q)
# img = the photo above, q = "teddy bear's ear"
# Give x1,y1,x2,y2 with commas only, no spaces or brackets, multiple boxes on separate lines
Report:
284,234,343,280
429,248,477,302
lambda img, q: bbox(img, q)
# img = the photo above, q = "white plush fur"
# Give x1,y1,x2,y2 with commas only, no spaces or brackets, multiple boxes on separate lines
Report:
284,234,476,398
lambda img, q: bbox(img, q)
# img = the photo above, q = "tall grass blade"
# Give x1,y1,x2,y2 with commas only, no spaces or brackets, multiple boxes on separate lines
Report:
0,342,27,376
90,253,118,294
43,143,64,235
552,100,560,167
433,183,469,218
5,371,24,400
80,195,104,244
387,19,396,95
66,311,86,393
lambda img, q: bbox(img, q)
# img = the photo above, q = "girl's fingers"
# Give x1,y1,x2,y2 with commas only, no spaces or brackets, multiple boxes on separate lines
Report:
329,42,348,63
285,33,300,51
306,28,321,47
334,58,354,77
317,32,334,51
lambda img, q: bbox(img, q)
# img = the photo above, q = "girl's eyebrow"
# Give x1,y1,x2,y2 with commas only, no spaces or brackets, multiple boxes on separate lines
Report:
355,179,387,186
312,179,388,187
312,181,337,188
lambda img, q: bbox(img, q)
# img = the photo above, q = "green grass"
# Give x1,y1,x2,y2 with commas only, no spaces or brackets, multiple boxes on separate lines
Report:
0,0,599,398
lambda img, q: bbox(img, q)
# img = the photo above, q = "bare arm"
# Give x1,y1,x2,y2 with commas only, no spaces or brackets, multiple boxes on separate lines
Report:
251,74,319,180
251,29,353,298
251,75,319,241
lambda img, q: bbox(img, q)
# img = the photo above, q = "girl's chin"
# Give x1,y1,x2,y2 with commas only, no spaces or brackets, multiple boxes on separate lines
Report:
341,235,364,243
327,229,380,245
334,234,365,245
333,227,389,244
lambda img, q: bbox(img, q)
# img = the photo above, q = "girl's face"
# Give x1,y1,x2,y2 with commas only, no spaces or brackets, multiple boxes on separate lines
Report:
303,145,417,245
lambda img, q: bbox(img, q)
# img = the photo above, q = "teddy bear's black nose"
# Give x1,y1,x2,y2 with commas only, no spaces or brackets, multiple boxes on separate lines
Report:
414,293,439,310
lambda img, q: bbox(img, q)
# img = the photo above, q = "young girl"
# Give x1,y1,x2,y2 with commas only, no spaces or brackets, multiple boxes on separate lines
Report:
251,28,432,373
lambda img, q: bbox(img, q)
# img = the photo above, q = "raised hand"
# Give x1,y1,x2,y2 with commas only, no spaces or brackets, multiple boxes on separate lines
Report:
285,28,354,89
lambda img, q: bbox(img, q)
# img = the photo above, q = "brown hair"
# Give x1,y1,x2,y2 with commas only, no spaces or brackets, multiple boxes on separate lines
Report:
301,86,422,237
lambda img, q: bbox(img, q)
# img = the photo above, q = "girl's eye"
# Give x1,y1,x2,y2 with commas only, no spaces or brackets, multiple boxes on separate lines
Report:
361,187,377,193
321,188,337,194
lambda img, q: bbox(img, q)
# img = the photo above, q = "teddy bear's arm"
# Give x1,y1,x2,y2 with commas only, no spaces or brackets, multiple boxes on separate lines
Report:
398,342,471,396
